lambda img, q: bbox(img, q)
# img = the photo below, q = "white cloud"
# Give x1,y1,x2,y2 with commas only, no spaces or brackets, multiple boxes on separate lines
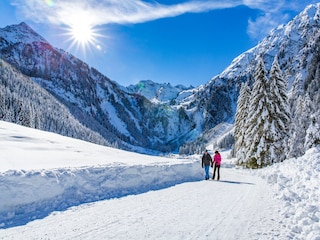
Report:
244,0,319,40
247,12,286,40
11,0,318,41
11,0,243,27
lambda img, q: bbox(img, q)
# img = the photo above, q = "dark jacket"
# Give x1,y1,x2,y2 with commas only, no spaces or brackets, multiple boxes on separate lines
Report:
202,152,212,167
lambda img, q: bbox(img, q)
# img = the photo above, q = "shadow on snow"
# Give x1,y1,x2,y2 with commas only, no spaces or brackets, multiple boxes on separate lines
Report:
215,180,255,185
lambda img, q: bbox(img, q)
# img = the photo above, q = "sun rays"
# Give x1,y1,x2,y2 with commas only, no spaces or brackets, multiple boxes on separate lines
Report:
62,11,104,56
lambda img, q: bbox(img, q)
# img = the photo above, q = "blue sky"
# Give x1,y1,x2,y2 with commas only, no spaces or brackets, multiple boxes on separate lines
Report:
0,0,318,87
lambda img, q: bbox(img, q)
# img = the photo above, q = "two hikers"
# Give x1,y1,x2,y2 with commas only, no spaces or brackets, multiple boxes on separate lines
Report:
201,150,222,180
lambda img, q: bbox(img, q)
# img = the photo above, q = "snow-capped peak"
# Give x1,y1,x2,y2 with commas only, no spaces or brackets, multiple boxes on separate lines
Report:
215,2,320,87
125,80,193,103
0,22,48,45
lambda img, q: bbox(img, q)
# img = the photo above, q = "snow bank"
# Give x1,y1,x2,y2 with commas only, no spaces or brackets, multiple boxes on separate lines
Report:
0,121,203,228
256,147,320,240
0,162,202,228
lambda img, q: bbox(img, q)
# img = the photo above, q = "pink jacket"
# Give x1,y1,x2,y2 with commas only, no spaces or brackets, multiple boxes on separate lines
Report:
213,153,222,166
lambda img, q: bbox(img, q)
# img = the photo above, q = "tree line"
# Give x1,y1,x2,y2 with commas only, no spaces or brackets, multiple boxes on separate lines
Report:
234,56,320,168
0,59,110,147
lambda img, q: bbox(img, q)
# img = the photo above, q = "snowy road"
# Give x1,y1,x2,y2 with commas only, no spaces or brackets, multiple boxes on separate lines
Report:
0,168,286,240
2,122,318,239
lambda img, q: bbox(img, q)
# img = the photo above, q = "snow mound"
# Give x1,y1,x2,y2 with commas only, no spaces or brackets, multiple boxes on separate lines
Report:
0,163,201,228
0,121,202,228
256,147,320,240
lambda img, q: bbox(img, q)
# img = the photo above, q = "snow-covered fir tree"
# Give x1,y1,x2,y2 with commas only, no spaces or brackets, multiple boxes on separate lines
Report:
267,57,291,162
238,56,292,168
234,82,251,163
288,94,314,157
244,57,272,167
304,115,320,149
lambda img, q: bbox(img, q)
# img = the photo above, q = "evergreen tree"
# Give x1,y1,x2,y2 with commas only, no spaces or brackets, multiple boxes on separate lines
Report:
245,57,273,167
0,87,5,119
288,95,314,157
234,82,251,163
268,57,291,162
304,115,320,149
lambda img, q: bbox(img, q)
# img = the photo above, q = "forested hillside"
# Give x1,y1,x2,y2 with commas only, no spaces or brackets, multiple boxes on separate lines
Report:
0,59,109,146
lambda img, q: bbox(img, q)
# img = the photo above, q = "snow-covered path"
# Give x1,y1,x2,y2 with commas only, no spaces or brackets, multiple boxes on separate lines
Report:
0,168,286,240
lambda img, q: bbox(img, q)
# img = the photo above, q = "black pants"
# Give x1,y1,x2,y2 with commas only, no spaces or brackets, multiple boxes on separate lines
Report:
212,164,220,180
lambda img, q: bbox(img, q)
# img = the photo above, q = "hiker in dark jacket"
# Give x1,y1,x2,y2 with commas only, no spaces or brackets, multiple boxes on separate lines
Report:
202,150,212,180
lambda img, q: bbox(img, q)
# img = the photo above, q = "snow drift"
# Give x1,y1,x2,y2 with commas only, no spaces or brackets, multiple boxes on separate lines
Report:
0,121,202,228
256,148,320,239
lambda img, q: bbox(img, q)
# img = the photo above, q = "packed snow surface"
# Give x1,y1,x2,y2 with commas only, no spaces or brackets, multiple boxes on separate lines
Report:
0,121,319,239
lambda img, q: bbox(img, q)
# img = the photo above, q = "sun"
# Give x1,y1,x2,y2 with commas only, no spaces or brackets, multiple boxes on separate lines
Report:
70,23,94,45
68,20,97,50
64,12,103,54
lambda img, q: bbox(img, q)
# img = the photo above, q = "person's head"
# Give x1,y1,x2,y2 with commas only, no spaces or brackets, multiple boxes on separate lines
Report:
215,151,219,154
205,150,208,154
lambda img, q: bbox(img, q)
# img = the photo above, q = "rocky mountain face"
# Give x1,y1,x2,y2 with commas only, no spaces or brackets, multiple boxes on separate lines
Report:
125,80,194,103
1,3,319,153
0,23,195,152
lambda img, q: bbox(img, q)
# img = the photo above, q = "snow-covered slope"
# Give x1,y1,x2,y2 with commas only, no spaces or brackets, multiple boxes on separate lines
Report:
0,59,109,146
0,121,319,239
218,3,320,89
256,148,320,239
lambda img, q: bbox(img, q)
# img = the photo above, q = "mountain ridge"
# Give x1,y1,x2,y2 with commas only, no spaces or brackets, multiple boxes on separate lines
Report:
1,3,319,155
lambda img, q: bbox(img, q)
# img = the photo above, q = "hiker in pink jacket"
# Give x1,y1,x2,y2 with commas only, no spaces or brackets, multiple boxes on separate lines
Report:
212,151,222,180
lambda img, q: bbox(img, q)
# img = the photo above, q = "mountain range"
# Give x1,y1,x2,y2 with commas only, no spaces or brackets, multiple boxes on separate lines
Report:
0,3,319,154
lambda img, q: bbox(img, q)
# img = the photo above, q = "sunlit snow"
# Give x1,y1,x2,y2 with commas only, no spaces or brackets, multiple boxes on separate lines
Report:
0,121,319,239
